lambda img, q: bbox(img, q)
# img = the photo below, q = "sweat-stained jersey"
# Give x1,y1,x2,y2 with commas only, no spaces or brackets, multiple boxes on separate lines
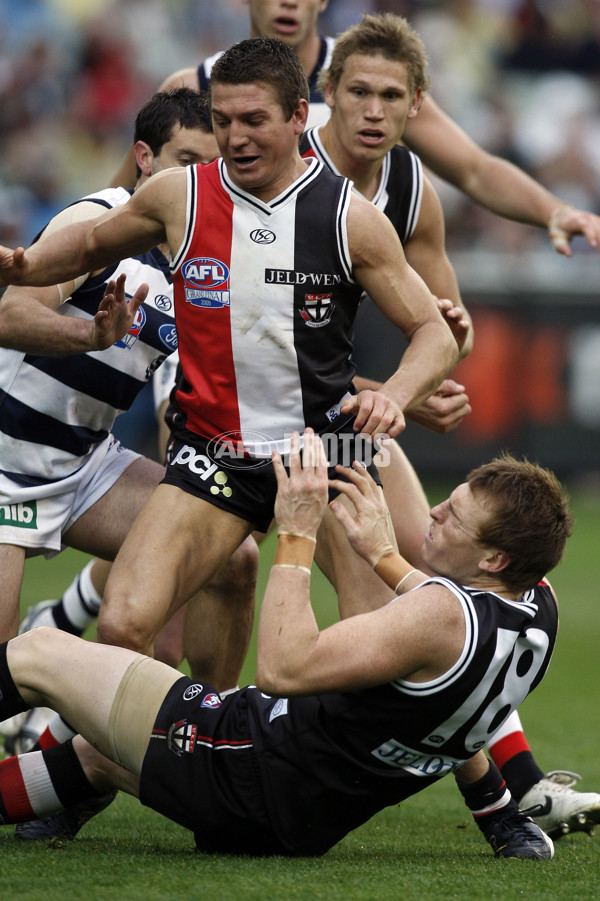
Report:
300,125,424,244
0,188,177,485
169,157,364,456
197,36,335,130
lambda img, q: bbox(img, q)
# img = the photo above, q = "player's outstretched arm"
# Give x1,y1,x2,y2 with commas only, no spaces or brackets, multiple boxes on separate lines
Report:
0,173,174,288
404,96,600,257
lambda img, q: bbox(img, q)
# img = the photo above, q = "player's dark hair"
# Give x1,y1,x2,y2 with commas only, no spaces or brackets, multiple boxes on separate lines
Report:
319,13,430,99
467,452,573,592
209,37,309,120
133,88,211,178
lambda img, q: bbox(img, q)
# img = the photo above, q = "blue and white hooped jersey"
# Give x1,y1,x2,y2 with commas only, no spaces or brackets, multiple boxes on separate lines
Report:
0,187,177,486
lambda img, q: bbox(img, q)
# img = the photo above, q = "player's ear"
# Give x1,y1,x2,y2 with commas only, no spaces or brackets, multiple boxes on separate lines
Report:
292,98,310,135
324,80,336,110
407,88,423,119
134,141,154,179
478,549,511,575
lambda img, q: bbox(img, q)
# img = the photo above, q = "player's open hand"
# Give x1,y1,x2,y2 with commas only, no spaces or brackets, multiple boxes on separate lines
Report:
329,463,396,568
341,390,405,440
548,203,600,257
406,378,471,433
272,429,329,541
91,273,149,350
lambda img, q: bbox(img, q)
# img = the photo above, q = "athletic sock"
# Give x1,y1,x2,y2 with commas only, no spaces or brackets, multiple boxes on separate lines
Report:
0,740,99,824
488,730,544,803
52,561,103,635
36,714,77,751
0,642,30,722
456,759,512,833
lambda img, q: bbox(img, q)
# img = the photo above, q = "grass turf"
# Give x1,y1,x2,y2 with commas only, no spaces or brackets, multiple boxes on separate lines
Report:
1,480,599,899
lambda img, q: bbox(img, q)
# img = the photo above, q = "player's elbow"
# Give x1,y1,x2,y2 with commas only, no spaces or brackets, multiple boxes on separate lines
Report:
255,656,303,697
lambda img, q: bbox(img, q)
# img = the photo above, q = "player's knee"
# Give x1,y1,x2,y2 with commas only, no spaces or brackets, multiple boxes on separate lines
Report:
15,625,58,658
96,604,153,655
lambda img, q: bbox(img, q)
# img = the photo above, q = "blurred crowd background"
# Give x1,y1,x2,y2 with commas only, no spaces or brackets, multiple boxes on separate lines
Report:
1,0,600,474
2,0,600,258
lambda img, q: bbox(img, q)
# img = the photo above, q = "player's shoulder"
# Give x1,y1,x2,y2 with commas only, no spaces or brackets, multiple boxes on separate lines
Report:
77,186,132,209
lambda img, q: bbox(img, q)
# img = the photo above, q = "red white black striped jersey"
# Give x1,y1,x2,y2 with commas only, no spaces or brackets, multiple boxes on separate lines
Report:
169,157,364,456
300,125,424,244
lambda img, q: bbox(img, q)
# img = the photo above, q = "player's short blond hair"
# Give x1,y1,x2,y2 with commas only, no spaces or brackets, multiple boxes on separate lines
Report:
318,13,431,100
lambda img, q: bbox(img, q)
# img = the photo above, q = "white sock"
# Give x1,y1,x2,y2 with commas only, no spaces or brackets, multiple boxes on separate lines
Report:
61,560,103,631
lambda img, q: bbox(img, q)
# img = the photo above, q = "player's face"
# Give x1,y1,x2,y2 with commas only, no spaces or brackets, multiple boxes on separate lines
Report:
152,126,219,173
244,0,328,49
211,81,307,199
421,482,494,583
326,54,421,164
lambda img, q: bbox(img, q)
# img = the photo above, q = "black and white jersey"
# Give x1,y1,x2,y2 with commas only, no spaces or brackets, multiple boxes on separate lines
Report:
196,35,335,129
243,577,557,854
301,125,424,244
0,188,176,484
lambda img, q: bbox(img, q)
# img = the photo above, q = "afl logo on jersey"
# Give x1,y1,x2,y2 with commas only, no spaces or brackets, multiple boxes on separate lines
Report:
183,257,231,309
250,228,276,244
158,323,178,351
115,305,146,349
183,258,229,288
201,693,222,709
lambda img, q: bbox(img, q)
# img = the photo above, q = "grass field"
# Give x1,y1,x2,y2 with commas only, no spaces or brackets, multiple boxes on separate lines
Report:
1,480,599,900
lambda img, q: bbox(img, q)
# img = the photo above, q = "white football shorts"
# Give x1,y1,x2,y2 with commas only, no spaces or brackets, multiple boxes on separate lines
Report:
0,434,140,557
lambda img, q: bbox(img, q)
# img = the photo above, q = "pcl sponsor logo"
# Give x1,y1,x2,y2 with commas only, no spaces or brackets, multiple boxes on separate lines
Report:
300,293,334,328
115,305,146,349
167,719,197,756
171,445,220,481
183,257,230,309
158,323,178,351
250,228,276,244
0,501,37,529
